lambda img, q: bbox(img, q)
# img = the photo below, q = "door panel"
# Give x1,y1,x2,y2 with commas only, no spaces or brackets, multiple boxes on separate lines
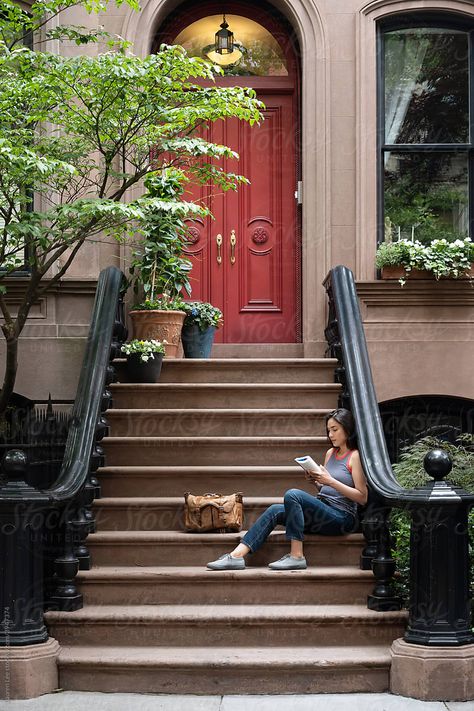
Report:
184,90,298,343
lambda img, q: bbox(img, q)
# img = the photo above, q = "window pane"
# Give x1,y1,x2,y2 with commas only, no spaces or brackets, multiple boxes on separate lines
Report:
173,16,288,77
384,152,469,241
384,28,469,144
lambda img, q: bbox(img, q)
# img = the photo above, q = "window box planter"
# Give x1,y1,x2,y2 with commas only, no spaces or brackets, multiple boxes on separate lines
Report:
381,264,474,281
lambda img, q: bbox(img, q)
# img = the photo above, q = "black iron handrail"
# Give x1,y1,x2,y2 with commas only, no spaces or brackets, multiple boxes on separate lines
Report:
324,265,474,506
324,265,474,645
0,265,127,644
46,266,125,502
0,266,125,503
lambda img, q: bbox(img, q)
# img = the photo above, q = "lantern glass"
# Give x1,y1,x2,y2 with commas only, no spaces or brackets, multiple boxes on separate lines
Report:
216,19,234,55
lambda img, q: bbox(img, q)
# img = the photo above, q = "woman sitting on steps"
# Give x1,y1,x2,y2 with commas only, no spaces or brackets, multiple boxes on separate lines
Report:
206,408,368,571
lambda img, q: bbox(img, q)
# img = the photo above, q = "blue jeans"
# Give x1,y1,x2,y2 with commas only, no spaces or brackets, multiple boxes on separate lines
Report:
241,488,357,553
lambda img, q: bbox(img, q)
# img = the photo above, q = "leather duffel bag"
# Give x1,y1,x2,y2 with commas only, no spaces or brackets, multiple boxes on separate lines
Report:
184,492,243,532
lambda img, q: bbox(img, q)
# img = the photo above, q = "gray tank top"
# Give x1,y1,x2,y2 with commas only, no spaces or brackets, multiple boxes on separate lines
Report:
318,449,357,516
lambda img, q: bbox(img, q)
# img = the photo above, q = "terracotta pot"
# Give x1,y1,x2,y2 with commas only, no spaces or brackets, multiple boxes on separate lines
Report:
381,265,474,280
129,310,186,358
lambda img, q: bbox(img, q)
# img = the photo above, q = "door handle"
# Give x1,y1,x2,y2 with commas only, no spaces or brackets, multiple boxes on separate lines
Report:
230,230,236,265
216,234,223,265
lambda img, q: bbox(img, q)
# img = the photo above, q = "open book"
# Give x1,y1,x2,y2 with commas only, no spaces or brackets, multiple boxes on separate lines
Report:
294,455,323,475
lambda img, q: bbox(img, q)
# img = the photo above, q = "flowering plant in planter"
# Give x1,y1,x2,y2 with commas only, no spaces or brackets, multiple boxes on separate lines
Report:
132,294,185,312
375,237,474,285
182,301,223,331
121,339,166,363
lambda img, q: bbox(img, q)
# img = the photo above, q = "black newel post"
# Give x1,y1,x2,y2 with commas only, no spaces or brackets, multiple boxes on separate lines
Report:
405,449,474,646
0,450,48,645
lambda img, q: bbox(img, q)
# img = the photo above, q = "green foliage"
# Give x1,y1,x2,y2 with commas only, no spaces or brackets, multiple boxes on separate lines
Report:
128,169,197,303
131,296,185,312
182,301,223,331
121,339,166,362
390,434,474,605
376,237,474,283
0,0,264,411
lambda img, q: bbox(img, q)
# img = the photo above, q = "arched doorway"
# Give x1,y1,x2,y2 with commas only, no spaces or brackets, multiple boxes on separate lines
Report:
154,1,301,344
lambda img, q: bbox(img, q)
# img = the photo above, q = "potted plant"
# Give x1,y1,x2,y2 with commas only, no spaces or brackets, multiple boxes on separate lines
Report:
375,237,474,285
121,339,166,383
181,301,223,358
128,168,206,357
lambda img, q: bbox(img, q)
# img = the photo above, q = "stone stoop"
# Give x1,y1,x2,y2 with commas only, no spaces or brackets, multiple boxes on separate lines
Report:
45,358,407,694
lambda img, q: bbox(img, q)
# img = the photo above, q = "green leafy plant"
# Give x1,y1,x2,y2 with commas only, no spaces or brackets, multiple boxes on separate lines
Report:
376,237,474,284
182,301,223,331
0,0,264,415
128,169,198,307
131,296,185,312
121,339,166,363
390,434,474,605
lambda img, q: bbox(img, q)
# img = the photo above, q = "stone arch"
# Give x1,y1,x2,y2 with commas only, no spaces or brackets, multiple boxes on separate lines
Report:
119,0,331,354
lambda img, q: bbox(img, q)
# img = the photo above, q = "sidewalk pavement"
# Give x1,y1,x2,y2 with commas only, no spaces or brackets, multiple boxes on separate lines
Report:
0,693,474,711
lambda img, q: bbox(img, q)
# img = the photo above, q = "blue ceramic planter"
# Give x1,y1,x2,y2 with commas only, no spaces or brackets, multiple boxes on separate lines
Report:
181,324,216,358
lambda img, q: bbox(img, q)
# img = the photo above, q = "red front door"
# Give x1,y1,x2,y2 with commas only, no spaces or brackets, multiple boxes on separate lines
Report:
184,87,299,343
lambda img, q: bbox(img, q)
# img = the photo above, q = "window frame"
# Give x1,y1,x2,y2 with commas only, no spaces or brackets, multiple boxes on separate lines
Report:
377,12,474,244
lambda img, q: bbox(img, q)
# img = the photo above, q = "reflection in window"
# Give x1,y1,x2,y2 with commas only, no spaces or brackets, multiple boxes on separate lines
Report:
384,29,469,144
384,153,468,242
381,21,472,245
173,16,288,77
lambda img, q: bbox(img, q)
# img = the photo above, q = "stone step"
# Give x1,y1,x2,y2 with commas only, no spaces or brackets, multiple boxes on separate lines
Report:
93,496,285,531
102,436,328,466
114,358,338,384
105,408,330,437
76,565,373,605
97,465,318,497
57,645,392,694
86,530,364,568
109,383,341,409
93,495,355,532
46,604,407,648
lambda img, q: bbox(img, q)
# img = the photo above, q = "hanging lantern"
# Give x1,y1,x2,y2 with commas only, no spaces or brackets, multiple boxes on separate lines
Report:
215,15,234,55
203,15,244,67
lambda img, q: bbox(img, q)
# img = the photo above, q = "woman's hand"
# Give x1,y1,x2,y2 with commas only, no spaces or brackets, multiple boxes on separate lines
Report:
309,466,334,487
304,470,321,489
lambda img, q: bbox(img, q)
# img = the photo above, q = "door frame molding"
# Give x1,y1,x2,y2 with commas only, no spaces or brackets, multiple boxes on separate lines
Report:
120,0,330,354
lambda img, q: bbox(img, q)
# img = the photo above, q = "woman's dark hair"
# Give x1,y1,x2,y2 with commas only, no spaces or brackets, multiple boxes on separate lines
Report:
325,408,358,450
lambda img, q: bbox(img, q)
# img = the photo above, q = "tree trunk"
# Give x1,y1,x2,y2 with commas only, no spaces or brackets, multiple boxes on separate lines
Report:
0,327,19,417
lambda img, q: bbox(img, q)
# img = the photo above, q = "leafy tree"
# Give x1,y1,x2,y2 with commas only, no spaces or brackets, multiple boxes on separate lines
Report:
0,0,263,415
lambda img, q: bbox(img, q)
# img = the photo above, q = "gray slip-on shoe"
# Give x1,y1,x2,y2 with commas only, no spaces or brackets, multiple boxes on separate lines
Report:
207,553,246,570
268,554,307,570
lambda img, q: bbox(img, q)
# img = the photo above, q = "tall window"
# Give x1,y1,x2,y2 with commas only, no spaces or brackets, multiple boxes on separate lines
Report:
378,15,473,243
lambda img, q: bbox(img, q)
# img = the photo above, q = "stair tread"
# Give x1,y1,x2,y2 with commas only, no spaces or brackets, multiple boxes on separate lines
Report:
77,565,369,579
59,645,392,667
87,530,363,543
106,408,332,415
110,383,341,390
103,435,328,442
94,496,283,506
116,358,338,365
47,604,407,623
99,465,306,472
